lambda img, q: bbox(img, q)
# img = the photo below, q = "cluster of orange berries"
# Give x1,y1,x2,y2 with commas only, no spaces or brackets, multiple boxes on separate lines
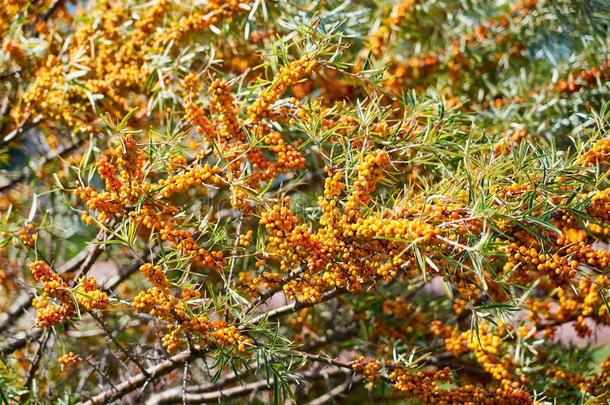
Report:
157,0,250,43
161,222,225,269
133,287,184,321
184,67,312,191
261,132,306,175
367,297,428,340
576,138,610,167
341,150,390,225
352,217,439,244
501,242,577,284
386,55,441,90
209,79,243,142
132,204,225,269
229,186,255,213
76,277,110,312
133,286,251,352
58,352,79,370
255,150,452,302
75,134,227,271
389,366,451,395
352,356,382,386
578,276,610,318
353,355,531,404
431,321,516,382
75,135,153,223
238,230,254,247
365,0,418,58
458,0,536,47
555,61,610,94
158,164,224,198
162,325,183,352
211,325,251,352
317,169,344,238
260,197,323,272
115,135,146,182
238,271,282,297
30,261,74,327
32,296,75,328
139,263,170,289
30,261,108,327
557,232,610,270
527,275,610,338
493,129,527,155
246,54,318,122
544,356,610,398
380,0,537,93
180,72,201,96
185,101,216,138
17,223,38,248
75,186,125,222
587,189,610,222
13,54,93,137
97,156,122,192
496,182,532,199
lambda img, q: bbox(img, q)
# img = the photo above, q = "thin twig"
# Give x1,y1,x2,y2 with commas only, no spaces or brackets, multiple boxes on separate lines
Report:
19,329,50,403
90,312,151,378
304,373,361,405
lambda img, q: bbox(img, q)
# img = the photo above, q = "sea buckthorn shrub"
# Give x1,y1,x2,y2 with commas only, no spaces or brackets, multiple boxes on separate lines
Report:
1,0,610,403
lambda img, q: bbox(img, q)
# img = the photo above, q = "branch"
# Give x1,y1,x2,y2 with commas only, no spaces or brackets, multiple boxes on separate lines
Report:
304,373,361,405
0,329,44,356
0,251,153,356
0,116,42,149
0,293,33,333
242,263,307,317
242,288,342,328
0,136,84,193
143,362,254,404
86,289,345,403
82,349,201,405
90,312,151,378
58,229,108,276
146,367,350,405
18,329,50,403
302,323,359,352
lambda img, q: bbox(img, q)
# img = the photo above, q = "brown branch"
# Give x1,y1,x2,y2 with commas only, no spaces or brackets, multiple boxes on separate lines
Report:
0,293,33,333
302,323,359,352
0,115,42,149
58,230,108,276
242,288,342,328
0,136,85,193
82,349,201,405
144,362,255,404
18,329,49,403
149,324,360,404
85,288,345,404
0,251,153,356
90,312,151,378
146,367,351,405
242,263,307,317
304,373,361,405
0,329,44,356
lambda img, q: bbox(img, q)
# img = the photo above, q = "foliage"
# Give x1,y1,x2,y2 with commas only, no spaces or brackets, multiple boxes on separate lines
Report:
1,0,610,403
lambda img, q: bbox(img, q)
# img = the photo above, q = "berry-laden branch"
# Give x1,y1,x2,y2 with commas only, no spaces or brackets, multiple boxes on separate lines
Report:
3,0,610,403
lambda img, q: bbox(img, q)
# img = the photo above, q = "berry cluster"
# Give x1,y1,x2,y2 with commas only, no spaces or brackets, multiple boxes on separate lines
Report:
30,261,108,327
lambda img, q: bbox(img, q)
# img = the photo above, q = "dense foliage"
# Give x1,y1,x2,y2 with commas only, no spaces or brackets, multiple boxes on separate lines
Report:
1,0,610,403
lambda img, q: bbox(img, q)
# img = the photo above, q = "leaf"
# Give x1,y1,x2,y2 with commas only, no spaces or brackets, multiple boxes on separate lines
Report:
27,193,38,222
